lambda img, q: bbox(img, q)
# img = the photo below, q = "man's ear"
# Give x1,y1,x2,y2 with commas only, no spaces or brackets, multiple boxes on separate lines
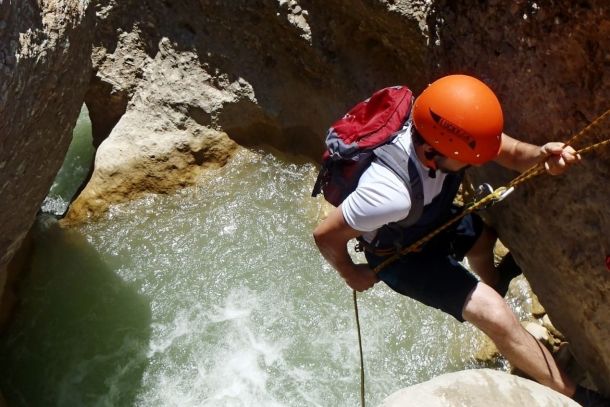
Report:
423,144,438,161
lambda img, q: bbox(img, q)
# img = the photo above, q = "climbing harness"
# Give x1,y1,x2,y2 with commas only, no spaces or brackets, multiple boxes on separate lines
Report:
352,108,610,407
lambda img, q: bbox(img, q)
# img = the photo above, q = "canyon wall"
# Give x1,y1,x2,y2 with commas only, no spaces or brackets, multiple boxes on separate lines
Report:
429,0,610,393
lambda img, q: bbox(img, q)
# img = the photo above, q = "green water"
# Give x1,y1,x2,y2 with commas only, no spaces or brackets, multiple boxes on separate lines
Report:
41,105,95,216
0,109,532,406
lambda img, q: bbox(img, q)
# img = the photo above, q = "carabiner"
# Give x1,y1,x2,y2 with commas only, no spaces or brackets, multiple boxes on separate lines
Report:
495,186,515,202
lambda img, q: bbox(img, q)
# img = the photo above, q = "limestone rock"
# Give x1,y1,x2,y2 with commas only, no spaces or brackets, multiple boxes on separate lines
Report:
378,369,578,407
0,2,93,268
542,314,565,342
493,240,510,265
63,0,434,222
474,334,500,364
62,41,240,224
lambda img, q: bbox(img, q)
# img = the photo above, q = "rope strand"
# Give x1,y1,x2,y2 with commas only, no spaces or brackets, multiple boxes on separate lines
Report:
353,290,366,407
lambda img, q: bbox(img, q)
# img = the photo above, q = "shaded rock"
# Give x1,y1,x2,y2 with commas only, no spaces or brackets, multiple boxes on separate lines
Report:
555,343,598,392
0,230,34,332
430,1,610,393
378,369,578,407
0,1,93,271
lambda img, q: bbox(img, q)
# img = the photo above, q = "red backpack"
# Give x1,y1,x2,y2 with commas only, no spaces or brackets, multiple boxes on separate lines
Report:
311,86,415,206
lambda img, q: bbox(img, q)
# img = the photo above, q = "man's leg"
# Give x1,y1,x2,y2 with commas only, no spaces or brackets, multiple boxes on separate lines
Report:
462,282,576,397
464,224,498,286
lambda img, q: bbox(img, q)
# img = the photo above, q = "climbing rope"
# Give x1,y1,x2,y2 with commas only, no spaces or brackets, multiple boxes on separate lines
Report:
352,108,610,406
353,290,366,407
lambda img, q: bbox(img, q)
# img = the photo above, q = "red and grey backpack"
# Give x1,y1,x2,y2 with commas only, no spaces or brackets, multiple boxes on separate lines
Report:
311,86,425,226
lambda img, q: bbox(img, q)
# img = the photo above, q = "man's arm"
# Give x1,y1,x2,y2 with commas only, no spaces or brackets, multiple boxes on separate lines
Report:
494,133,581,174
313,205,379,292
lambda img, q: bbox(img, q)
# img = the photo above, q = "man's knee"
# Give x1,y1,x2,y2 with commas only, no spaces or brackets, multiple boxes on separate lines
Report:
462,282,518,338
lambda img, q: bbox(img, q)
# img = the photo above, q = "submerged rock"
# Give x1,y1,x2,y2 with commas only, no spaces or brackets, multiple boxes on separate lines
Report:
378,369,578,407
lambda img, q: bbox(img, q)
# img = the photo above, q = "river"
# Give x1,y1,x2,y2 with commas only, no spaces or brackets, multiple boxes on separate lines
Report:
0,107,533,406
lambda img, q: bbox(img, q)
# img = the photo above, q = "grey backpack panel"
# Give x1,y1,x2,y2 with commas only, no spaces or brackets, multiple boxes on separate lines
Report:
373,143,424,228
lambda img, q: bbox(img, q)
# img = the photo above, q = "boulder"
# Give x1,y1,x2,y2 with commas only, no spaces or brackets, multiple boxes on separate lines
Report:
62,39,239,224
378,369,578,407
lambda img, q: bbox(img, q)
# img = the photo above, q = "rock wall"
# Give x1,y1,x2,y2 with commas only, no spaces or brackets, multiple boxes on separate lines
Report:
428,0,610,393
0,0,93,313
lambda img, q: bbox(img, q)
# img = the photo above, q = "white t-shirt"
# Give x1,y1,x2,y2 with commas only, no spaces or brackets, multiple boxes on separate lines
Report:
341,123,448,242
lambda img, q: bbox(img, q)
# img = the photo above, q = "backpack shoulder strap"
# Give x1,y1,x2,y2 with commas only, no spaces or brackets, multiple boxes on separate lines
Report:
373,142,424,227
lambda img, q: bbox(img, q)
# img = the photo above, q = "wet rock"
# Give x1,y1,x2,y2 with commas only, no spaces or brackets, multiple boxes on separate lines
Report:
474,334,500,364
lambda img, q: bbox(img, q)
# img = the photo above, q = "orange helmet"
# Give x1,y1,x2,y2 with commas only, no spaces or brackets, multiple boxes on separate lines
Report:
412,75,503,165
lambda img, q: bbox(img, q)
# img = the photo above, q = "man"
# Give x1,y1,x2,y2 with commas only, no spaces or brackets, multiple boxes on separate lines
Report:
313,75,608,406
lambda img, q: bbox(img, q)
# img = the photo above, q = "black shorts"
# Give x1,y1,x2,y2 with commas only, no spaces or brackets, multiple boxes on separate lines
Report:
365,213,484,322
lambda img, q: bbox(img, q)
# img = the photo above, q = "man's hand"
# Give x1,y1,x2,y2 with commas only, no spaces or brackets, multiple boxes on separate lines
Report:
541,143,581,175
496,134,582,174
342,263,379,292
